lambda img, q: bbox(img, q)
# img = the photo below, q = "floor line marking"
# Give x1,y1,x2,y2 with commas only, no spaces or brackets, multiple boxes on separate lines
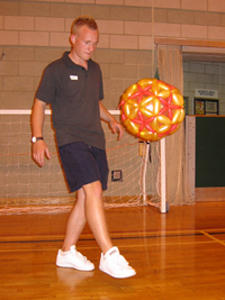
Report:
1,229,225,245
200,230,225,247
0,239,217,253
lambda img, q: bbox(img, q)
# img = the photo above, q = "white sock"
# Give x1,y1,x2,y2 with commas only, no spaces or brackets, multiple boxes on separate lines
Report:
60,250,70,256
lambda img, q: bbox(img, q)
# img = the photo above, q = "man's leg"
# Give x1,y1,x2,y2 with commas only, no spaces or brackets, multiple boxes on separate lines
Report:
82,180,136,278
61,188,87,252
56,187,95,271
82,180,113,254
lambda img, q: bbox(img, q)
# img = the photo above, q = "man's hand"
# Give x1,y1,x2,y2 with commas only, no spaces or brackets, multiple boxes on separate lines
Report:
32,140,51,167
99,101,124,140
109,119,124,140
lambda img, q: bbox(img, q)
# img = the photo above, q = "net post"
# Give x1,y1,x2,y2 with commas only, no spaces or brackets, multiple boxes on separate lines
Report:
142,141,150,205
160,138,167,213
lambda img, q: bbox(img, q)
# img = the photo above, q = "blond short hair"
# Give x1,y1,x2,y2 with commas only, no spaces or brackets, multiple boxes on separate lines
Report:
71,15,98,35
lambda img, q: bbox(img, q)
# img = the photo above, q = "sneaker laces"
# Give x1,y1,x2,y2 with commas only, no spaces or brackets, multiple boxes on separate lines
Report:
70,247,89,263
111,253,130,269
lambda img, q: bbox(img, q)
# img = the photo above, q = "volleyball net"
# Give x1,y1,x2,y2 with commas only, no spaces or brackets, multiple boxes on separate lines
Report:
0,109,164,214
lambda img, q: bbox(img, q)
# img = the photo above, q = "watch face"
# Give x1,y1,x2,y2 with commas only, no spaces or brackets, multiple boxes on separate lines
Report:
31,137,36,143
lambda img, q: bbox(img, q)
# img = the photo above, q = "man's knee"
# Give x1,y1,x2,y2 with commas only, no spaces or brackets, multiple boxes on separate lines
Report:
83,180,103,199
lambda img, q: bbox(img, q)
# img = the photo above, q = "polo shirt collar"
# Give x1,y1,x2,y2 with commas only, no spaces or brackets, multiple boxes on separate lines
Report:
62,51,93,70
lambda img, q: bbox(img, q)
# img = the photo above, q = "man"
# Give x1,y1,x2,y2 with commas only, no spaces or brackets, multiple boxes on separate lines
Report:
31,15,136,279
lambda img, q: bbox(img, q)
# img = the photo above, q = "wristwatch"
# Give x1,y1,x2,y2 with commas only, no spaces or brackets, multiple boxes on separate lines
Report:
31,136,44,144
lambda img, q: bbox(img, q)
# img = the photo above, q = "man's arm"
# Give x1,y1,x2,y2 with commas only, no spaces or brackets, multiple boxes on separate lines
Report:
31,98,51,167
99,101,123,140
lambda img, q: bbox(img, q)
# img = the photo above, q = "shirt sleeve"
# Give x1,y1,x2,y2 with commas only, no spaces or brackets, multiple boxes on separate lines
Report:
35,64,56,104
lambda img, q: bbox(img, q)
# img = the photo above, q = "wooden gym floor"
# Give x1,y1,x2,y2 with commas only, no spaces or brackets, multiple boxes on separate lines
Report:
0,201,225,300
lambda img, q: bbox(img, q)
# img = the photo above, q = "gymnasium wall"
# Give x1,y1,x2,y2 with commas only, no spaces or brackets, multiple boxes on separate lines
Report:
1,0,225,111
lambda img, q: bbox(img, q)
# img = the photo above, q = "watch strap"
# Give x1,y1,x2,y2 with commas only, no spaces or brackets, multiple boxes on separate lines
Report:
31,136,44,143
36,137,44,142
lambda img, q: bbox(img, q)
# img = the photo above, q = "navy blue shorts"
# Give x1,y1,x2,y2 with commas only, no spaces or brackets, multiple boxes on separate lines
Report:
59,142,109,192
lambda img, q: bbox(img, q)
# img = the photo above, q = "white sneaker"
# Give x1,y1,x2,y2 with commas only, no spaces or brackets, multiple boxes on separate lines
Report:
56,245,95,271
99,246,136,279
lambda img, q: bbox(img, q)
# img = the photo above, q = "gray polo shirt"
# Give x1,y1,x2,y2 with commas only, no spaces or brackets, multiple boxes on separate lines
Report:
36,52,105,149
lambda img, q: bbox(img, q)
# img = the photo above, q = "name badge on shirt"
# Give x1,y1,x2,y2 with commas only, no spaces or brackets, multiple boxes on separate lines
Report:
70,75,78,80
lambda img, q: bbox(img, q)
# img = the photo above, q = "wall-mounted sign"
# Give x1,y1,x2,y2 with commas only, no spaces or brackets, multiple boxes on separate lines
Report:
195,89,218,99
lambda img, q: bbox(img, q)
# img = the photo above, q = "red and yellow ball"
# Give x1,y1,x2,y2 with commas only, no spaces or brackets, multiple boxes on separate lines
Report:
119,78,185,141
